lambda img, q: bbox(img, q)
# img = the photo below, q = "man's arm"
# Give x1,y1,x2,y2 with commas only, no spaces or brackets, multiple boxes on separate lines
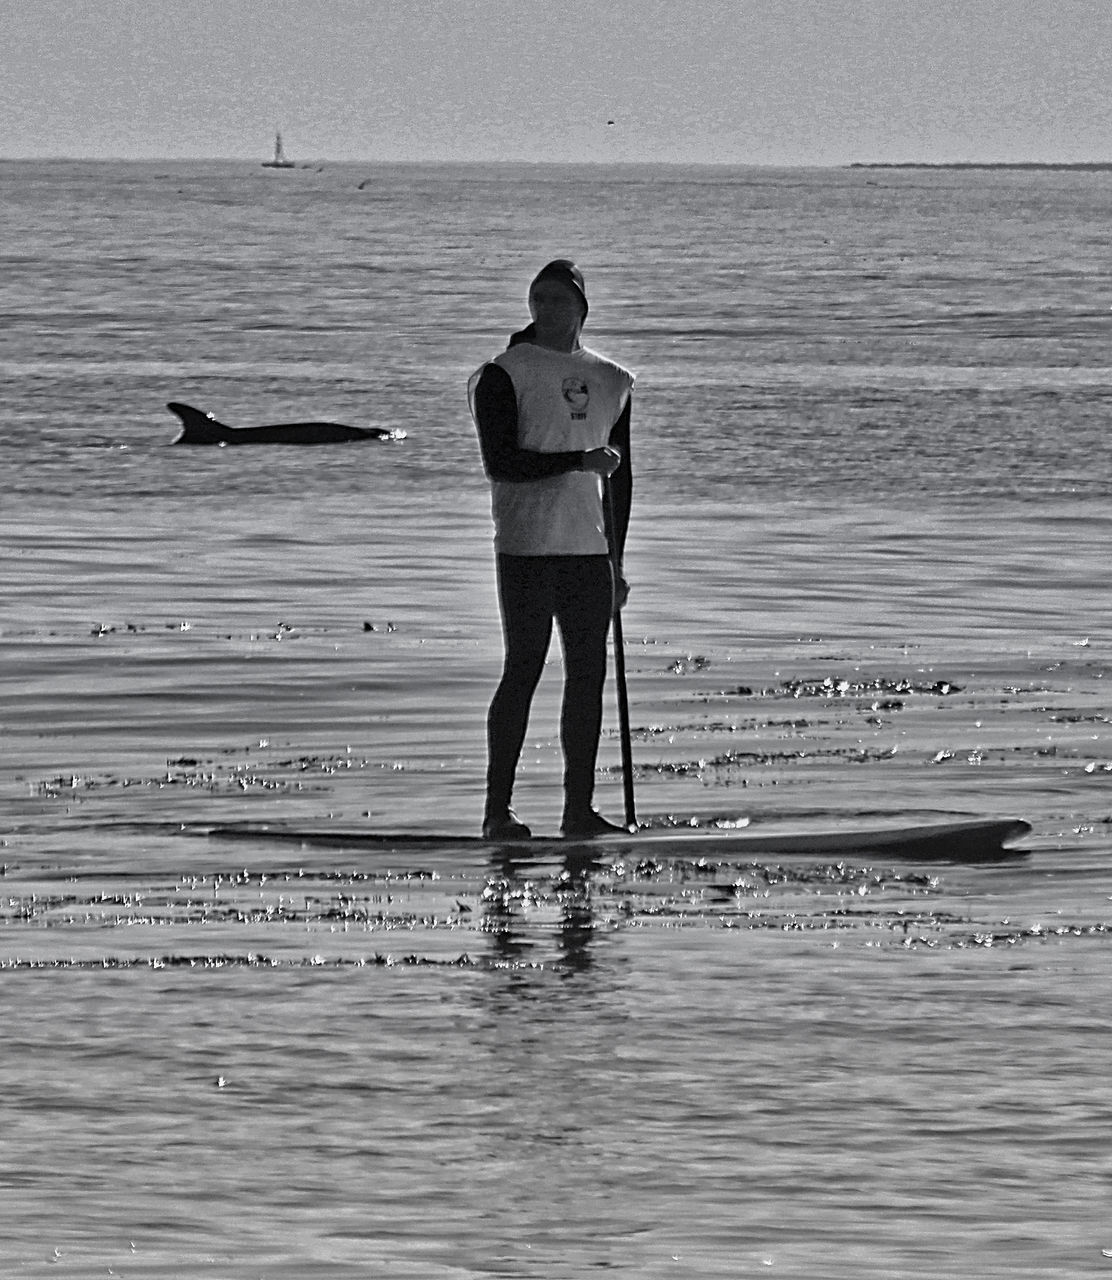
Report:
473,364,585,482
606,396,633,562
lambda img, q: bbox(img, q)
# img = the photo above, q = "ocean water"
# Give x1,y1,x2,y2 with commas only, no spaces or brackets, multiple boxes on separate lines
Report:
2,159,1112,1278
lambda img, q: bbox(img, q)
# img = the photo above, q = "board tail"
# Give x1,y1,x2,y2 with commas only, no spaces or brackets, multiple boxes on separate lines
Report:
167,402,231,445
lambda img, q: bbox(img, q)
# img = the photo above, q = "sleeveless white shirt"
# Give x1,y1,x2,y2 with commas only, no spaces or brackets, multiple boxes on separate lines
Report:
476,343,634,556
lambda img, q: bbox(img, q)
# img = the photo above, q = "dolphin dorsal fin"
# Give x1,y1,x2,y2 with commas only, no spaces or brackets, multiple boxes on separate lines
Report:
167,402,231,445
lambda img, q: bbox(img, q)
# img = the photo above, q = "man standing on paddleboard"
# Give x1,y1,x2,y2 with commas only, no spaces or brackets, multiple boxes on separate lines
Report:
468,260,634,839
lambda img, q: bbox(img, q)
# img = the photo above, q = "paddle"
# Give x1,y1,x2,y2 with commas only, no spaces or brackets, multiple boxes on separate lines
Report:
604,477,638,830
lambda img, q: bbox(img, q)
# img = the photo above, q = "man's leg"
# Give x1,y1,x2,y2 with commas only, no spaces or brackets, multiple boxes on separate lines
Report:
553,556,619,834
485,555,553,835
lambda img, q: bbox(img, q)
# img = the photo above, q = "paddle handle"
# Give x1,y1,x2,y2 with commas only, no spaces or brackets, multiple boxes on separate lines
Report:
604,478,637,830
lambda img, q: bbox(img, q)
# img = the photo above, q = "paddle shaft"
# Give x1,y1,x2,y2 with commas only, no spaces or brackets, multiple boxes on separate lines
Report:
604,477,637,829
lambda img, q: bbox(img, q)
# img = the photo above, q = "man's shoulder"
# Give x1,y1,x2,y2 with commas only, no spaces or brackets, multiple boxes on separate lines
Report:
578,346,635,387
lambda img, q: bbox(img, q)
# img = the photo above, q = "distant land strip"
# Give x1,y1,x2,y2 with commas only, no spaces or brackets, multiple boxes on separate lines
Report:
850,161,1112,170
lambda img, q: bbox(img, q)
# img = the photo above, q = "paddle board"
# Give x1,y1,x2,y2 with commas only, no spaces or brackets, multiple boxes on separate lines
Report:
203,817,1031,863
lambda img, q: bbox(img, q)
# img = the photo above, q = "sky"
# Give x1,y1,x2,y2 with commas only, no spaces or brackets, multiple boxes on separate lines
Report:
3,0,1110,165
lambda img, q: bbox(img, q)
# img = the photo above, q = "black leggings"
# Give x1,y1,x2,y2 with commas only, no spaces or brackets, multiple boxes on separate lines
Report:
486,554,613,817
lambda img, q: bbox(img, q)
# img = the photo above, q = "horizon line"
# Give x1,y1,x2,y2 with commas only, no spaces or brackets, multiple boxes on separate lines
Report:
2,154,1110,170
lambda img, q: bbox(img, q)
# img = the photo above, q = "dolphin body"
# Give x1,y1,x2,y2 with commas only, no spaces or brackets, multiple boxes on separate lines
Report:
168,402,405,446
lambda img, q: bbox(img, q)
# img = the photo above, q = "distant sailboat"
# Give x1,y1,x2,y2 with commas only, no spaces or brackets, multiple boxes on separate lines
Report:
262,132,295,169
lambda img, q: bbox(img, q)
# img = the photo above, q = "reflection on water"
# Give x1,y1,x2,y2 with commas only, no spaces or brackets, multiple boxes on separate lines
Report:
482,849,605,975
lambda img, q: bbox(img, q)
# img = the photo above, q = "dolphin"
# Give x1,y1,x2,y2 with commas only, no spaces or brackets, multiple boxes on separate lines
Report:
168,402,405,446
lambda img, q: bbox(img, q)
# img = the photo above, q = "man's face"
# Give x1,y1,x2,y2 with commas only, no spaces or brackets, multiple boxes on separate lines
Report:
529,278,586,329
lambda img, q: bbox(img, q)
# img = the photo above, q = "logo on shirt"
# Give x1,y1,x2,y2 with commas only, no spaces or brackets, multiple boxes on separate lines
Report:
562,378,589,420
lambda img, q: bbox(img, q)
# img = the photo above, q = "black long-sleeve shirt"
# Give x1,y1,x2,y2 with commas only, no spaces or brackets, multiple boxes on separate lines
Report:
472,362,633,561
